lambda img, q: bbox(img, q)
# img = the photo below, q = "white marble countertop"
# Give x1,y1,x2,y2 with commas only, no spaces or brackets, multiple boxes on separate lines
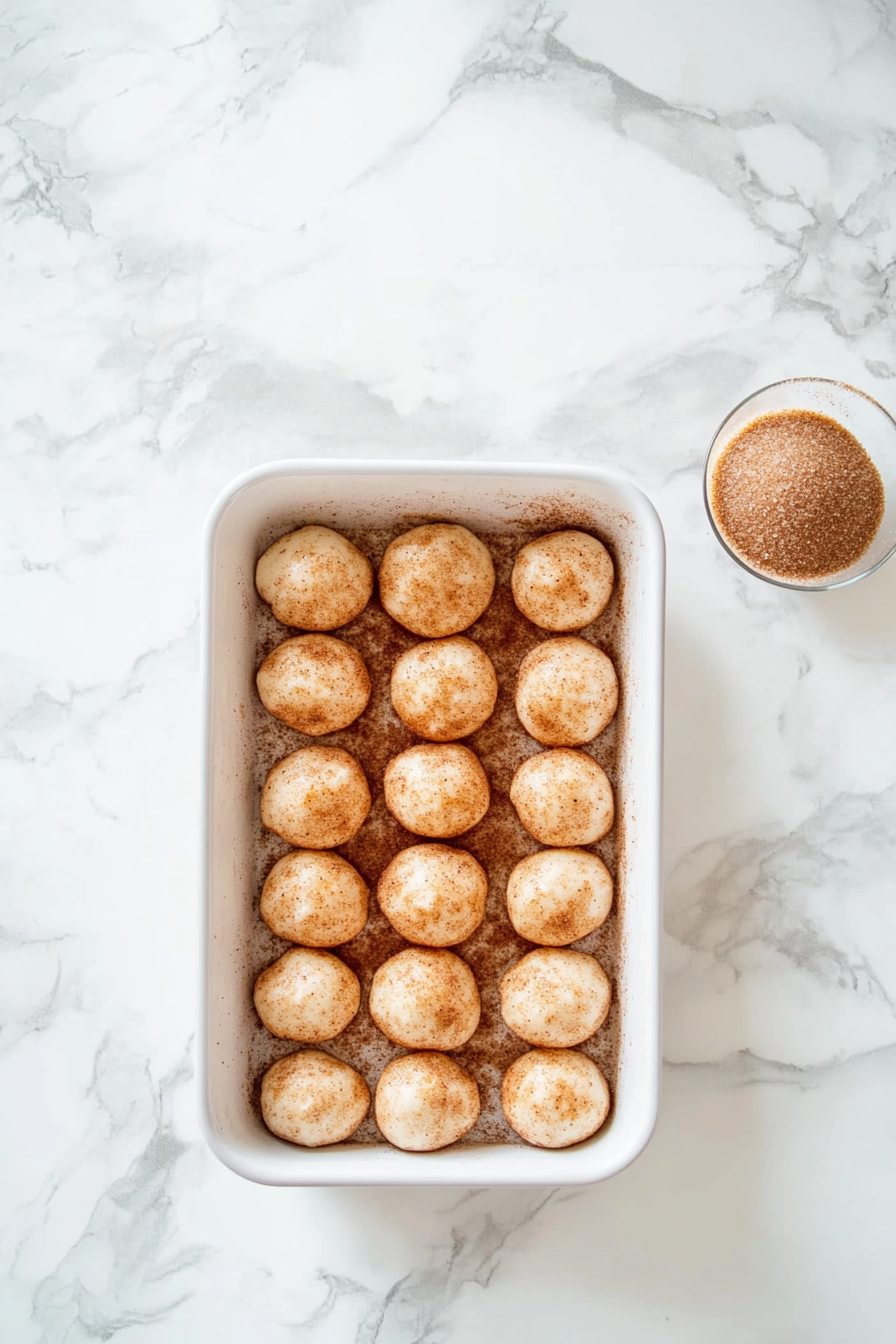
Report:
3,1,896,1339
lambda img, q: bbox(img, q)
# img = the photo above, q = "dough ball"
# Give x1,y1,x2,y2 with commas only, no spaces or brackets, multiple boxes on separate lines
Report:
515,638,618,746
384,744,490,838
261,1050,370,1147
256,525,373,630
379,524,495,637
375,1053,480,1152
261,746,371,848
254,948,361,1042
377,844,487,947
511,531,614,631
502,1049,611,1148
390,637,497,741
500,948,611,1047
506,849,612,946
257,635,371,735
260,850,369,947
369,948,481,1050
510,749,613,847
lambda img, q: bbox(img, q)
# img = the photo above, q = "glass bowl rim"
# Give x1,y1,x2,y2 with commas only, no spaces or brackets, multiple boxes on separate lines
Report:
702,376,896,592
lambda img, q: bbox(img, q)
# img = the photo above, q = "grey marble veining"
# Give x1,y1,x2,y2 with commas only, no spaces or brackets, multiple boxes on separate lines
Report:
2,0,896,1339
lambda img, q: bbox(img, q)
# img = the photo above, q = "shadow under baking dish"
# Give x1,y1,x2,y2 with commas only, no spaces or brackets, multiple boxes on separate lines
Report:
201,461,664,1186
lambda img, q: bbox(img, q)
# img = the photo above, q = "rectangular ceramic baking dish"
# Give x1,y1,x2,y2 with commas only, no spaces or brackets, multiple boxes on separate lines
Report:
201,461,664,1185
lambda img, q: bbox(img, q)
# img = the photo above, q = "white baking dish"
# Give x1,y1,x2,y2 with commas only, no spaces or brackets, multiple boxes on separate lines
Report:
201,461,664,1185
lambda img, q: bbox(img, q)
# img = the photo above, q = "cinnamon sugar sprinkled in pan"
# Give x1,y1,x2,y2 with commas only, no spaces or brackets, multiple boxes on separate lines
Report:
709,410,884,581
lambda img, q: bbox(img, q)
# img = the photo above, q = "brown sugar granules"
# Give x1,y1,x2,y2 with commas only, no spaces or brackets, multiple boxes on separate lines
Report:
709,409,885,581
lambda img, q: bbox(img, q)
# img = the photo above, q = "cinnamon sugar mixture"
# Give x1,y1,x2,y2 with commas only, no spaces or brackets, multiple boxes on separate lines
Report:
249,527,622,1146
710,410,884,581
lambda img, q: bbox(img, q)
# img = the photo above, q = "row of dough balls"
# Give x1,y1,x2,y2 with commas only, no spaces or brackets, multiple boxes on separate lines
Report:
262,1046,610,1152
261,742,614,849
257,630,618,748
255,628,617,747
261,845,612,949
255,945,611,1052
256,522,614,638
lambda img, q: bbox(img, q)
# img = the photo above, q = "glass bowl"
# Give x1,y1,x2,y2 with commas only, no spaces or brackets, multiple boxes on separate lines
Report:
703,377,896,591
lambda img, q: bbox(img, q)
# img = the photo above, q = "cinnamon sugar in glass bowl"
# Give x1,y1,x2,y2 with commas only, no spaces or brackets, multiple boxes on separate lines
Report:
703,378,896,591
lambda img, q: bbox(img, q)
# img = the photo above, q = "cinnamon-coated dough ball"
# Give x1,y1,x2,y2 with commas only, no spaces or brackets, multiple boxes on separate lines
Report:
260,851,368,947
510,749,613,847
369,948,481,1050
379,524,495,637
377,844,487,947
384,744,490,838
506,849,613,946
390,637,497,741
515,638,618,746
257,635,371,735
502,1049,611,1148
261,1051,370,1147
256,526,373,630
512,531,614,631
375,1053,480,1151
261,746,371,848
500,948,611,1047
254,948,361,1042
